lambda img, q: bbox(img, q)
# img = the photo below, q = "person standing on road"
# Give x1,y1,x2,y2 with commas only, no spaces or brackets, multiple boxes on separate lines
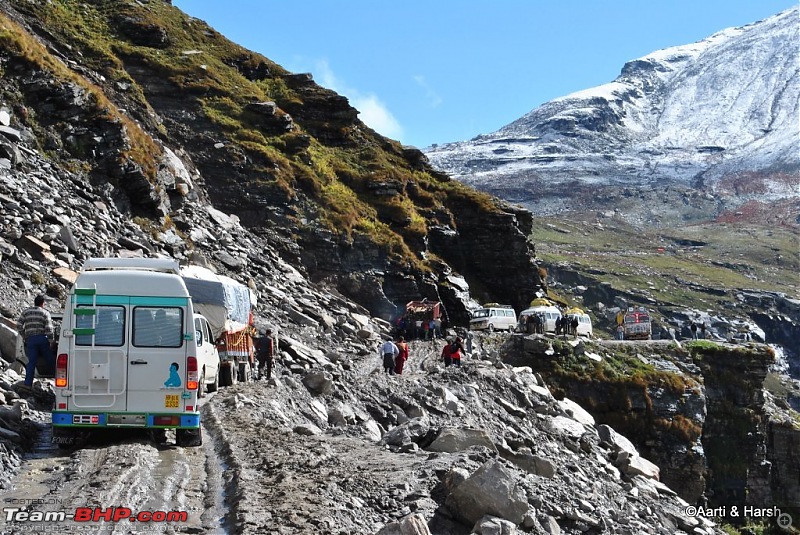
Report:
17,294,55,389
255,329,275,380
380,337,399,374
571,316,579,338
441,339,453,367
394,336,408,375
690,322,698,340
449,337,465,367
700,322,707,340
394,336,409,375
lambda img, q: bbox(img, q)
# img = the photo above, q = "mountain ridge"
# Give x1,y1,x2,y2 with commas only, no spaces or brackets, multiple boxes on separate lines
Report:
424,7,799,226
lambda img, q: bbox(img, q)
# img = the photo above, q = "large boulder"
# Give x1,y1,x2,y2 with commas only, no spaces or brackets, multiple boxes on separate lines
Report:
426,428,496,453
376,513,431,535
445,459,529,526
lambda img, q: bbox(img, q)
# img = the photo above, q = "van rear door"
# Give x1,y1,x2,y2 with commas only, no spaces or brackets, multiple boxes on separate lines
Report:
70,293,128,412
127,302,189,416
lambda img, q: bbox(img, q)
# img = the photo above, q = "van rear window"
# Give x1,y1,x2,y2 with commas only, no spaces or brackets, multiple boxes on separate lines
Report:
76,306,125,347
133,307,183,348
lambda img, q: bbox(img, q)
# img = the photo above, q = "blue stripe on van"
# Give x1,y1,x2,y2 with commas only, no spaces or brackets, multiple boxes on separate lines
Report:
74,295,188,306
52,412,200,428
130,296,189,306
75,295,129,306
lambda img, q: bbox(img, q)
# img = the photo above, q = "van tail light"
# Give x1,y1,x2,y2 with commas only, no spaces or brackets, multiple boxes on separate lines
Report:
186,356,199,391
56,354,68,388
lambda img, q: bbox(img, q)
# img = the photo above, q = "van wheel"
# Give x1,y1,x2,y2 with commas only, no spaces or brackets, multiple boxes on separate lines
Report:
176,428,202,447
207,368,219,393
150,429,168,444
197,370,206,398
488,324,495,333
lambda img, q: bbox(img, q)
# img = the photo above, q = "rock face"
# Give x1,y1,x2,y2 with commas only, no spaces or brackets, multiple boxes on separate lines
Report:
503,334,800,516
424,7,799,227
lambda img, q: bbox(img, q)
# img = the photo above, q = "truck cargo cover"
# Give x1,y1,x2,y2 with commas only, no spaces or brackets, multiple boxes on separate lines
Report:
181,265,256,338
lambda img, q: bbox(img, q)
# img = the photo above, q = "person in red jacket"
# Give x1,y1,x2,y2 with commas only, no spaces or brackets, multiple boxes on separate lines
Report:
394,336,409,375
441,340,453,367
449,337,465,367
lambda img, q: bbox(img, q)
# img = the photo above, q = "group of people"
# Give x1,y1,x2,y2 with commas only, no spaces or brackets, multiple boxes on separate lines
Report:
689,321,707,340
555,316,580,337
522,313,545,334
380,336,410,375
394,317,446,341
379,333,472,374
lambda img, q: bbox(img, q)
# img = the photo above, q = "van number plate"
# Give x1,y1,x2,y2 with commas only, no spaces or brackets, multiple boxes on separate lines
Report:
164,395,180,408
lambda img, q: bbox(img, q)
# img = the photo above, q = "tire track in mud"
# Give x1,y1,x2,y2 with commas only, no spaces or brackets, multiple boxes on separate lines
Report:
0,400,236,535
200,401,247,534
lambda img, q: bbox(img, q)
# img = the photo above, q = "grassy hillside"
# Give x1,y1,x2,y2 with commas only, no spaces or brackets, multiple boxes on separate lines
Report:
534,215,798,308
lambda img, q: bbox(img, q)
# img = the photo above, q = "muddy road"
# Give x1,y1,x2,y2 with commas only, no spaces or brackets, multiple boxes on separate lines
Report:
0,393,233,535
0,339,460,535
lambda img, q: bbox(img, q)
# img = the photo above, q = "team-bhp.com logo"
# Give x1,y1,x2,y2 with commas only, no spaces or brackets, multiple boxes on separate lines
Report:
5,506,188,523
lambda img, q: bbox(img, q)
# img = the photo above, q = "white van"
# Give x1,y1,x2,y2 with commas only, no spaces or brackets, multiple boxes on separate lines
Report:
52,258,206,448
519,306,562,334
193,314,221,395
565,311,593,337
469,305,517,332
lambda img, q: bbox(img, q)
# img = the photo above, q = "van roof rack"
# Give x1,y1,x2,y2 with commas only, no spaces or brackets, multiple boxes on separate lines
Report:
81,257,181,275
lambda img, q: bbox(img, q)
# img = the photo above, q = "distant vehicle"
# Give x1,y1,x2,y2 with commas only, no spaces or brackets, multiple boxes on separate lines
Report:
52,258,204,448
193,314,221,396
470,304,517,332
519,305,562,334
621,306,652,340
565,308,593,337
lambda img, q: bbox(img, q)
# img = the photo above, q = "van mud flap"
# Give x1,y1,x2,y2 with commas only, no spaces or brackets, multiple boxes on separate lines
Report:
51,427,91,450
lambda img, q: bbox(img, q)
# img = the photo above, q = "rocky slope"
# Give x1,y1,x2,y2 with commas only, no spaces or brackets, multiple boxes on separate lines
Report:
0,0,541,322
424,7,799,227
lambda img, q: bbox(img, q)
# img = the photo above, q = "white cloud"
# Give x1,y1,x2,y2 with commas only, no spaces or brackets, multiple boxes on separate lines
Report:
413,75,443,108
314,60,403,140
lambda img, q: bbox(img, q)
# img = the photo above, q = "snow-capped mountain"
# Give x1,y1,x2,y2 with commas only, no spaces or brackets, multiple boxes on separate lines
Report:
424,7,799,225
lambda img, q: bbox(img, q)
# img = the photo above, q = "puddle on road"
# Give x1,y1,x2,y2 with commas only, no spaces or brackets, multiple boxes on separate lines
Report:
200,433,232,535
0,415,234,535
0,423,72,534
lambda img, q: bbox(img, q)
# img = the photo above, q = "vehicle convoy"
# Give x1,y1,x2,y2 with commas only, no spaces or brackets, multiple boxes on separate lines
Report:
180,265,257,387
52,258,206,448
470,303,517,332
620,306,652,340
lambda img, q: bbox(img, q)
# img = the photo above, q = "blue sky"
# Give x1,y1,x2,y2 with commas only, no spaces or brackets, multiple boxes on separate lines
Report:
173,1,795,149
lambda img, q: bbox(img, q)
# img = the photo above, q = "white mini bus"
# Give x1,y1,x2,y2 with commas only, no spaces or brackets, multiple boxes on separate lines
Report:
469,304,517,332
52,258,207,448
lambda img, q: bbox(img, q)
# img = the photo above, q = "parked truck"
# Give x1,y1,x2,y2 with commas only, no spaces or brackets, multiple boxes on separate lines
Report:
620,306,652,340
180,265,257,387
